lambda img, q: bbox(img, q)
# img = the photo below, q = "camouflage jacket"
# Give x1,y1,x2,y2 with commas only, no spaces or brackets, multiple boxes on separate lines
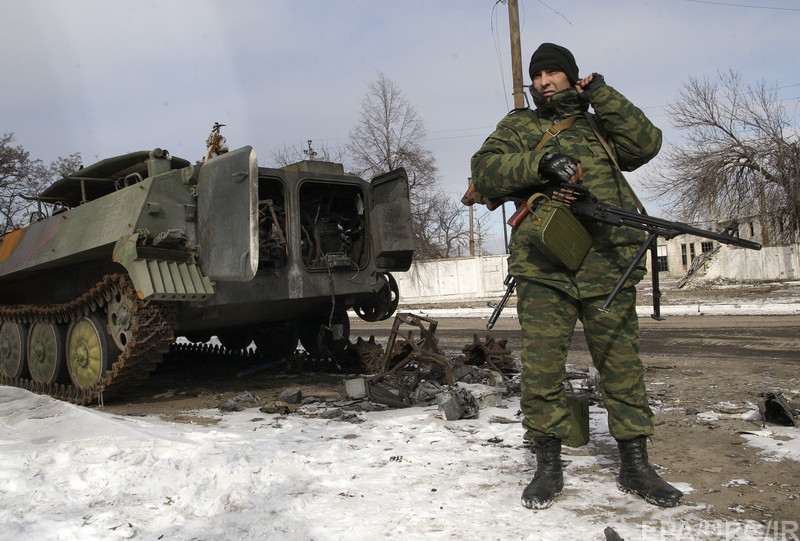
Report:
470,84,662,299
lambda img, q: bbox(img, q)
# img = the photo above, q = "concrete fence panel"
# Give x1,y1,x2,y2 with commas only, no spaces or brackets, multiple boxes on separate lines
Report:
394,245,799,306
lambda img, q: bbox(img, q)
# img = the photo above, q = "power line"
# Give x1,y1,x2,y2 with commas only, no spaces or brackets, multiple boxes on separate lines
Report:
683,0,800,11
491,1,511,112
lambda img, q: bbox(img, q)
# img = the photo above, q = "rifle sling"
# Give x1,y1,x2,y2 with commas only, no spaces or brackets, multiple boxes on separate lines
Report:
506,116,581,211
530,111,662,318
534,113,645,213
581,113,662,319
534,116,579,151
582,112,646,214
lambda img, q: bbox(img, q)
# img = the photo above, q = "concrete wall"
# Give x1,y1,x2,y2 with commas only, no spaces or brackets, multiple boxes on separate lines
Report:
704,243,799,281
395,255,509,305
394,244,800,305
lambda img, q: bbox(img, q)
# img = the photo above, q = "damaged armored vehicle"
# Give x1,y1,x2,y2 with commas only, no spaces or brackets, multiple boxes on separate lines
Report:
0,137,414,404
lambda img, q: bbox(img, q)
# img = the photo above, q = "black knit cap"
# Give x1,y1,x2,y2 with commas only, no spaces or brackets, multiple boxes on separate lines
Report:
528,43,579,85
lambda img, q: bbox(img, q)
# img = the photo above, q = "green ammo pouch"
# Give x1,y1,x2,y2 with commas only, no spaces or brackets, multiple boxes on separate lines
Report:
526,193,592,270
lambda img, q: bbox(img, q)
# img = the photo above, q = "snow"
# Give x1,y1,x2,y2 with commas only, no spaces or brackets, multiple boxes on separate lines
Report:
1,384,797,541
3,290,799,540
411,297,800,320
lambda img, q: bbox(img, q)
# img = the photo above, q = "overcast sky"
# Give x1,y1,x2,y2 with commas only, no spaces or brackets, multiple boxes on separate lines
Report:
3,0,798,252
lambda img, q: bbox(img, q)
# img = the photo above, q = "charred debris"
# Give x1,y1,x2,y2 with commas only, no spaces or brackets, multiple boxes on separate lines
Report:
346,313,518,419
170,312,527,420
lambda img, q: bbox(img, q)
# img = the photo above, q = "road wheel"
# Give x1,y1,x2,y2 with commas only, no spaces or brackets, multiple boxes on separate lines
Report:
0,321,28,378
27,321,66,385
106,286,136,352
66,313,112,390
354,273,399,322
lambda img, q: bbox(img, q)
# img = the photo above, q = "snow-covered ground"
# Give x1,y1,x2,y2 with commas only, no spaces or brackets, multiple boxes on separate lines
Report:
1,384,798,541
2,287,799,540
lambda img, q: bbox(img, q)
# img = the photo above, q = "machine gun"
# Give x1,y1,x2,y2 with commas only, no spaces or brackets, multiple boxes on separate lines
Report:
470,183,762,326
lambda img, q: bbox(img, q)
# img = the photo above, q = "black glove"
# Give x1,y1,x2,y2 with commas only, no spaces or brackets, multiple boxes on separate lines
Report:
578,73,605,103
538,153,580,184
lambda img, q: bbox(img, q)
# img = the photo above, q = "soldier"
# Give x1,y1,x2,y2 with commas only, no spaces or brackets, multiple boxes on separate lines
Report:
471,43,683,509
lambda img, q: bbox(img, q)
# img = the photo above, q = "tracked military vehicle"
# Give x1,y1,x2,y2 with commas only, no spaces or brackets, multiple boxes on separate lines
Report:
0,139,414,405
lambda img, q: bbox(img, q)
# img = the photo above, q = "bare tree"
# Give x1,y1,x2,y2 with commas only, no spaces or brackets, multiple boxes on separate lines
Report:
643,70,800,245
0,133,82,234
1,133,36,232
347,72,471,259
346,72,436,189
408,192,458,259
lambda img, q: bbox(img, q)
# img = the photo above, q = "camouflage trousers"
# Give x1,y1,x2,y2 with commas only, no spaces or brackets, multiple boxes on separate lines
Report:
515,278,654,442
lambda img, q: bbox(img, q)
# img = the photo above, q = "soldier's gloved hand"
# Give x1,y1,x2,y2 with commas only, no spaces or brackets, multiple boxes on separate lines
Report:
577,73,605,103
538,153,582,184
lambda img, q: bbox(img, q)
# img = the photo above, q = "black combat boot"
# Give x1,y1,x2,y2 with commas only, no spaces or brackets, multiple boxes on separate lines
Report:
521,436,564,509
617,436,683,507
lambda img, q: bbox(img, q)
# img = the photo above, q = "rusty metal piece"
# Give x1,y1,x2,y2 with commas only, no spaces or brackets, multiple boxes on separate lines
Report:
377,313,439,372
366,312,455,406
349,335,384,374
462,334,515,375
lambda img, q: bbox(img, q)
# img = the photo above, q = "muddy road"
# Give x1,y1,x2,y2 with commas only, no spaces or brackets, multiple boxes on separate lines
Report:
100,313,800,523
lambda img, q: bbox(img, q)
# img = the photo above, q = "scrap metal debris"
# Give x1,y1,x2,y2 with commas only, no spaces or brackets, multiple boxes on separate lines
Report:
218,390,260,411
357,313,452,408
759,392,798,427
276,388,303,404
218,399,243,412
343,312,517,415
210,312,519,419
235,390,259,403
462,334,516,373
349,336,385,374
316,408,365,423
437,387,479,420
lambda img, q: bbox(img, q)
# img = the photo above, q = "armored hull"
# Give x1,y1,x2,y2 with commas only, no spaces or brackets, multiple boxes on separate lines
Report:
0,147,414,404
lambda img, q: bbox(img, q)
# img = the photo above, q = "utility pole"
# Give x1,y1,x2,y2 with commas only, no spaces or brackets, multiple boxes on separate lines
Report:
469,2,523,256
758,165,771,246
507,0,525,110
504,0,524,253
467,177,476,256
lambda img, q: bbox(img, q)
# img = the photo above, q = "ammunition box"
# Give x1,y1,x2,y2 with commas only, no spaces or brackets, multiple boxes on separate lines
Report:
564,392,590,448
528,199,591,270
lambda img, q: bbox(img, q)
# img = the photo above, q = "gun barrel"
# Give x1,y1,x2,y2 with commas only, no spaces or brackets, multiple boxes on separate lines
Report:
574,201,762,251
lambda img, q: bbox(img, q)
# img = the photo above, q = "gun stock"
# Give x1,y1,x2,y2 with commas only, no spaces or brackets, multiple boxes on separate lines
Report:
506,201,529,228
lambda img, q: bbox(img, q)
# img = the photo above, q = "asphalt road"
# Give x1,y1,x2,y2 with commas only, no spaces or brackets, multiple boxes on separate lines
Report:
350,314,800,364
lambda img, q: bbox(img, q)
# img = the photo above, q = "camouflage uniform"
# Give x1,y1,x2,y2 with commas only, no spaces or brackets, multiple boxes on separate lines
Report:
470,83,662,442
